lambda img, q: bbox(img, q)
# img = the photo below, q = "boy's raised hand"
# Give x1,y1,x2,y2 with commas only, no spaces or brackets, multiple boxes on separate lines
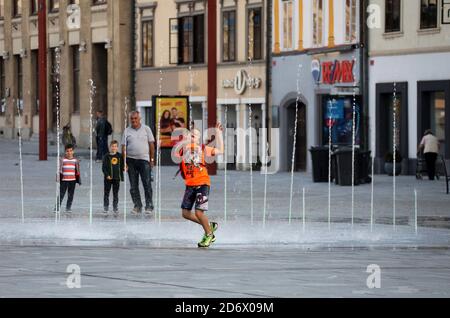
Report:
215,123,224,132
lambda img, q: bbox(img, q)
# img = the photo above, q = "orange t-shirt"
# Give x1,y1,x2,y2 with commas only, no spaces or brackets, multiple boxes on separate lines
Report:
180,144,216,187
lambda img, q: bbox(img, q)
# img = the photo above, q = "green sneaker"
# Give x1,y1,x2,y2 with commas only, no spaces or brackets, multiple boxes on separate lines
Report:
198,233,215,248
210,222,218,233
209,223,218,243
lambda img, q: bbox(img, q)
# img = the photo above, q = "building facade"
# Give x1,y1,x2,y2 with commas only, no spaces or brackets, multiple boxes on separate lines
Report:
0,0,133,147
135,0,268,170
369,0,450,174
271,0,367,173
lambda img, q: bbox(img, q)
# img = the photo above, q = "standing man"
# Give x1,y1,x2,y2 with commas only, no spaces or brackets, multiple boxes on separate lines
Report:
122,111,155,215
95,110,112,163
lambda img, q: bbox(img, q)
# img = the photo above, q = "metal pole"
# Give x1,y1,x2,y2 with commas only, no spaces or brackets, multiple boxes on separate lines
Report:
38,0,47,161
207,0,217,175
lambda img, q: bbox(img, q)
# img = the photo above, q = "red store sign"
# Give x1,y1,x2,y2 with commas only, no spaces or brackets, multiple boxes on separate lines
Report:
318,60,355,85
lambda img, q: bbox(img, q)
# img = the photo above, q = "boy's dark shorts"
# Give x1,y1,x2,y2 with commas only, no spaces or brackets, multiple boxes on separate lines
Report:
181,185,210,212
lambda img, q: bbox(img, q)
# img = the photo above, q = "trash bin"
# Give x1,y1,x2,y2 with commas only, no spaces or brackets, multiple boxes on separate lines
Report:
309,146,331,183
335,147,360,186
357,151,372,184
332,152,339,185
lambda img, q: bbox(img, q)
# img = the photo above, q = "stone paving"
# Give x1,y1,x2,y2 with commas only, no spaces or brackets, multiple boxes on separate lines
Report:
0,139,449,298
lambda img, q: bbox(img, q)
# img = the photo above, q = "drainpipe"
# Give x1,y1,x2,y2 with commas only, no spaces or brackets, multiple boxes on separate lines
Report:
38,0,48,161
207,0,217,175
361,0,369,152
131,0,137,109
266,0,272,152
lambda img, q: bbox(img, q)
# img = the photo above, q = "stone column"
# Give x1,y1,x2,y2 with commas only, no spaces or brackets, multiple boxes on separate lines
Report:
3,0,14,139
236,103,248,170
21,0,32,139
108,0,132,141
59,0,72,129
77,0,93,148
216,103,224,168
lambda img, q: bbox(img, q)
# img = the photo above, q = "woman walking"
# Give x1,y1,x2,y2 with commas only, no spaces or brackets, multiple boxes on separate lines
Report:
418,129,440,180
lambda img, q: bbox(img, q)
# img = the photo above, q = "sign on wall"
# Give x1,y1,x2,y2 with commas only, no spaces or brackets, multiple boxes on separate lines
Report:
311,59,356,85
222,69,262,95
443,0,450,24
154,97,188,148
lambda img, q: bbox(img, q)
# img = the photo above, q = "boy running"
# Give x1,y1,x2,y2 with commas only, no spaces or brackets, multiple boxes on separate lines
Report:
102,140,124,216
178,123,224,248
57,144,81,213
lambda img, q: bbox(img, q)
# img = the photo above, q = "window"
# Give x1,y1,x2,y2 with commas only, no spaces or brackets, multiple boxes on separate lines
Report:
169,19,179,64
0,58,5,114
430,92,446,155
142,20,154,67
420,0,438,29
248,7,262,60
169,14,205,64
385,0,401,33
0,0,4,19
32,50,39,114
313,0,323,46
49,0,59,13
92,0,106,5
322,97,362,146
13,0,22,17
345,0,357,43
69,0,80,5
181,16,194,64
16,56,23,113
50,50,59,126
223,10,236,62
282,0,294,50
72,46,80,113
30,0,38,15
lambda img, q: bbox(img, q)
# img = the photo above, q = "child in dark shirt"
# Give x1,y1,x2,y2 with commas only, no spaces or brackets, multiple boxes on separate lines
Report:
102,140,124,215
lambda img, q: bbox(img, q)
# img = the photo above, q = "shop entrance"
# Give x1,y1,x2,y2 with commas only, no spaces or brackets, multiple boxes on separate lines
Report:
287,102,307,171
92,44,108,117
375,82,409,174
420,91,446,156
418,80,450,159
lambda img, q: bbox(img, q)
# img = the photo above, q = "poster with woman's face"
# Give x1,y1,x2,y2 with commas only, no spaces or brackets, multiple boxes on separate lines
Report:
155,97,188,148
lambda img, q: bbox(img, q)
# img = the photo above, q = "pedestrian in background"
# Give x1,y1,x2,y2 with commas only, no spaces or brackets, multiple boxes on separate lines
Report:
418,129,440,180
62,124,76,149
95,110,112,163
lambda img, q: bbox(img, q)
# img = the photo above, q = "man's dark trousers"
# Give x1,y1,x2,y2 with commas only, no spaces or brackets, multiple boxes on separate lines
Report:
127,158,153,210
96,136,108,161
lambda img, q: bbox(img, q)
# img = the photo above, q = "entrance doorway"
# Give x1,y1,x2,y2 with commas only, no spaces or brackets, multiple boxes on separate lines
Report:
92,44,108,117
421,91,446,156
287,102,307,171
375,82,409,174
418,80,450,159
50,49,59,132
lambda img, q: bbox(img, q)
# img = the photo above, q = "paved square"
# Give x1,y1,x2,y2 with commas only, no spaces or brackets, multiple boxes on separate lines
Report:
0,139,449,297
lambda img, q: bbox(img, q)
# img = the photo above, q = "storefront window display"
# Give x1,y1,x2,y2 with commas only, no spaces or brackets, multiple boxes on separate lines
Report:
322,96,361,146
